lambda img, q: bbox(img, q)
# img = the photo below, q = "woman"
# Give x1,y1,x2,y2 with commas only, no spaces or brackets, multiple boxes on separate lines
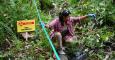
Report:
43,10,95,53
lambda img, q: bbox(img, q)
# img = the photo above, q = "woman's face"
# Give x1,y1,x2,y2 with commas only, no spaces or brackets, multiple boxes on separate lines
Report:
63,16,69,21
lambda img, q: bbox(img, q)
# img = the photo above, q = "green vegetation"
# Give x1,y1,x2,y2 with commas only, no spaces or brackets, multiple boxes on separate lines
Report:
0,0,115,60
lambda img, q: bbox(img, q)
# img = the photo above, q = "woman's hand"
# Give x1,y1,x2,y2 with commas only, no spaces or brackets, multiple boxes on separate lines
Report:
88,14,97,25
39,21,51,29
45,24,50,28
87,14,96,21
87,14,96,18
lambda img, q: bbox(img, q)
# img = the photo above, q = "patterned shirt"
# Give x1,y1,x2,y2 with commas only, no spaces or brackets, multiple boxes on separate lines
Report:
49,16,81,39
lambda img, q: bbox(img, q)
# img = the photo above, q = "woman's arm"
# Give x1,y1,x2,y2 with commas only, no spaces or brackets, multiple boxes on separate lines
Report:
77,15,88,20
71,14,96,25
45,19,57,29
71,15,88,21
72,14,95,21
70,16,88,25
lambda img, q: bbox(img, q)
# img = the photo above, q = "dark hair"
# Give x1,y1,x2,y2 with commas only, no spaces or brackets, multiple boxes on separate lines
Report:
59,10,71,26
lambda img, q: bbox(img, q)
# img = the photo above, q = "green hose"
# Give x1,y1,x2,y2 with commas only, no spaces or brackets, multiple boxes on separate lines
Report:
33,0,60,60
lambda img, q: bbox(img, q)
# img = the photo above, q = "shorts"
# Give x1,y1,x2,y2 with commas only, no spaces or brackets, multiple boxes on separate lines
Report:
50,30,73,41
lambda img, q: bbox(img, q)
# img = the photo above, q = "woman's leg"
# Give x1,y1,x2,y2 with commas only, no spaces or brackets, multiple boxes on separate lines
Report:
53,32,65,54
54,32,63,49
65,36,76,43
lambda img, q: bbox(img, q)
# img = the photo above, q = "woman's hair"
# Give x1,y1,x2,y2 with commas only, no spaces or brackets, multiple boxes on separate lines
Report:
59,10,71,26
